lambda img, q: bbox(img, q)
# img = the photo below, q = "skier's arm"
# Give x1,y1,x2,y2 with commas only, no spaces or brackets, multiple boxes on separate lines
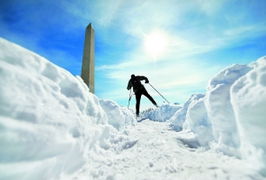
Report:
127,80,132,90
137,76,149,83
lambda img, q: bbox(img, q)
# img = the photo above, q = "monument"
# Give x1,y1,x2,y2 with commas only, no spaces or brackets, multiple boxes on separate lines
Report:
81,23,95,93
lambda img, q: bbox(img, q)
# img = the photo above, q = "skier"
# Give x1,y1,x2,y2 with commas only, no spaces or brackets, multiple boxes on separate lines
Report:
127,74,158,116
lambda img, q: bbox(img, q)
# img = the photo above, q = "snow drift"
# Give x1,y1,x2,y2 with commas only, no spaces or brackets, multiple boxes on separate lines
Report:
231,58,266,176
136,55,266,175
167,57,266,175
0,38,135,180
140,104,181,122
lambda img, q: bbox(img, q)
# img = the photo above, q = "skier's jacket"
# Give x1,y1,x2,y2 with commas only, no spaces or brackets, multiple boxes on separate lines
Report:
127,76,149,93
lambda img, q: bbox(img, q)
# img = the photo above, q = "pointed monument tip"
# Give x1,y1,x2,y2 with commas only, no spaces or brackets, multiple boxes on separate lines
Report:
87,23,93,29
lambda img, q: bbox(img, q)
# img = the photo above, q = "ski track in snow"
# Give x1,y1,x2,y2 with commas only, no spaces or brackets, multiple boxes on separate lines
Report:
70,120,262,180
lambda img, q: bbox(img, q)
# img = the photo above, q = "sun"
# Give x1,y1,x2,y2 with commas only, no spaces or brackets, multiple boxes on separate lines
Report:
144,30,169,59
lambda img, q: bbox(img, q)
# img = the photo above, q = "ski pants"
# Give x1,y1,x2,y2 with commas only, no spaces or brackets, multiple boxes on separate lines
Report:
135,88,157,116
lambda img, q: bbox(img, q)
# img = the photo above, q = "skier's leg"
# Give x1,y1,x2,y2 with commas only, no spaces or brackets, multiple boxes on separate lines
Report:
143,90,157,107
135,92,142,116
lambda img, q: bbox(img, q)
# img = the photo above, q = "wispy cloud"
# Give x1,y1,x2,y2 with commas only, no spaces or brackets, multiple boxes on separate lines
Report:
1,0,265,107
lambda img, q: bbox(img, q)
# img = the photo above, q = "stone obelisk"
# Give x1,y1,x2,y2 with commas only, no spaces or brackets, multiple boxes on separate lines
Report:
81,23,95,93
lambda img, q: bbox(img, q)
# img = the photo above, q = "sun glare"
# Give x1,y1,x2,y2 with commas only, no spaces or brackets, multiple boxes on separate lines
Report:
144,30,169,59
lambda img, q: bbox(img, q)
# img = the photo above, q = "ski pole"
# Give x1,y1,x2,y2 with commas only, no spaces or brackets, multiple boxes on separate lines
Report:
148,83,170,104
127,89,133,108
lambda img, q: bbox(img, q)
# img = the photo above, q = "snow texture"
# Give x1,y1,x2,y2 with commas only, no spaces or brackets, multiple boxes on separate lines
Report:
0,38,136,180
140,104,181,122
231,57,266,176
168,57,266,175
0,37,265,179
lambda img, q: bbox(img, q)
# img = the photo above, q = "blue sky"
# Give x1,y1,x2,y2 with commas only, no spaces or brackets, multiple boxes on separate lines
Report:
0,0,266,108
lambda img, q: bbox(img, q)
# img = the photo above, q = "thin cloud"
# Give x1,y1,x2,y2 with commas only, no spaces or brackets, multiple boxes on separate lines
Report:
1,0,265,106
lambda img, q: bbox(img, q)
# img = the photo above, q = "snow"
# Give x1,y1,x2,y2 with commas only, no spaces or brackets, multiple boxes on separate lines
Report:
168,57,266,175
182,93,212,147
0,38,135,180
0,37,265,179
100,100,135,130
70,120,262,180
140,104,181,122
231,57,266,176
205,64,251,156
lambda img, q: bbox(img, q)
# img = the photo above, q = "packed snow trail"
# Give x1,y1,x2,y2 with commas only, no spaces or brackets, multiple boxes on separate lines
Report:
69,120,262,180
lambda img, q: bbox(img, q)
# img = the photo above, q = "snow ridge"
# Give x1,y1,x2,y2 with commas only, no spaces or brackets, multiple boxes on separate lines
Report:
0,38,136,180
153,57,266,176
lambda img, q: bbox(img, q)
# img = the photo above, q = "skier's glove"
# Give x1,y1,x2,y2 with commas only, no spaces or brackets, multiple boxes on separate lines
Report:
145,80,149,83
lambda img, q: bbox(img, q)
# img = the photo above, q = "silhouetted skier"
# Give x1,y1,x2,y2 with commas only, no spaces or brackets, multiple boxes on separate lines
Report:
127,74,158,116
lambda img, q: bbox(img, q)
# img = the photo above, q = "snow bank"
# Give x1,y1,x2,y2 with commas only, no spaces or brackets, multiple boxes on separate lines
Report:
182,94,212,147
170,94,207,132
206,64,251,156
0,38,135,180
168,57,266,175
140,104,181,122
231,57,266,176
100,99,135,130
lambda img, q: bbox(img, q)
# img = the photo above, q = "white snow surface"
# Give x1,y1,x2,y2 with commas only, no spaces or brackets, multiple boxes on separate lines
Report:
168,57,266,176
0,37,265,179
0,38,135,180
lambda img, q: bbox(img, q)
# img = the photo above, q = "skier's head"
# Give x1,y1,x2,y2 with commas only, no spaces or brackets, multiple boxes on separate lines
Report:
131,74,135,79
